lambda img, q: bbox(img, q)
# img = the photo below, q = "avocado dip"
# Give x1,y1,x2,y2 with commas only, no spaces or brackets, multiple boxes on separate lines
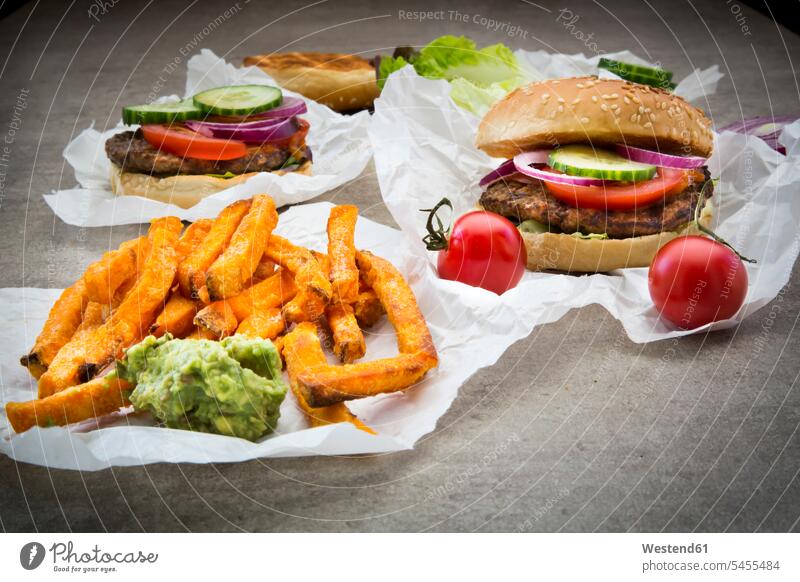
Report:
117,334,287,441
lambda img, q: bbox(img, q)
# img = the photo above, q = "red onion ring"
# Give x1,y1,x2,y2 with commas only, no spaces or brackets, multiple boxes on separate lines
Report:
247,96,307,119
186,116,288,133
186,116,299,144
615,144,707,169
513,151,604,186
719,116,797,155
478,159,517,188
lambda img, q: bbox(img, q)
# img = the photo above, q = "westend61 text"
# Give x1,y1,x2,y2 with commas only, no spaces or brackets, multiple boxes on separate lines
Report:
643,543,708,554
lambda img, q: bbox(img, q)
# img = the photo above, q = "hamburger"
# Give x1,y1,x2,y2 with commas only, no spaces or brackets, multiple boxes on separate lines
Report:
107,84,312,208
243,52,380,113
476,76,715,273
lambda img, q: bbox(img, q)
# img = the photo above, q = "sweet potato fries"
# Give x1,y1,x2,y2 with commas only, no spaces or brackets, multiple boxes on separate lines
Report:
9,198,438,437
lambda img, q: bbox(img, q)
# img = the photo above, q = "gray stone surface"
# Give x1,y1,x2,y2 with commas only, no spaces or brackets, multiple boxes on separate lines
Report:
1,0,798,532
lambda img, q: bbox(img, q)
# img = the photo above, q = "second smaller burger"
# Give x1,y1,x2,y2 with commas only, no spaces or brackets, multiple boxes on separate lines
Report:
107,84,312,208
476,77,715,273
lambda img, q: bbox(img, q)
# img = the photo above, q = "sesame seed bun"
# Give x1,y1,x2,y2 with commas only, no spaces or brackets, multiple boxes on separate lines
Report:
109,161,312,209
476,77,713,159
519,199,713,272
244,52,379,112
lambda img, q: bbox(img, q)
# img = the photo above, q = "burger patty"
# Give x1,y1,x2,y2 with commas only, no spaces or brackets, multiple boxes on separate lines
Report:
480,168,712,239
105,130,307,176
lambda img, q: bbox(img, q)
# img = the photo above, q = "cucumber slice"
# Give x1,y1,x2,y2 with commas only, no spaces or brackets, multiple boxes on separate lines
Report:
619,71,677,91
122,99,202,125
598,58,676,90
549,145,657,182
599,58,673,81
193,85,282,116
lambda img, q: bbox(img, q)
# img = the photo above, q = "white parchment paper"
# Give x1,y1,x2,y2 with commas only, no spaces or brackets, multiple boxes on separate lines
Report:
368,64,800,345
43,50,372,227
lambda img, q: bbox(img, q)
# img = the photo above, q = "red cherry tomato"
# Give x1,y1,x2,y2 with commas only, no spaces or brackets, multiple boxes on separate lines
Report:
648,236,748,329
141,124,247,160
436,210,526,295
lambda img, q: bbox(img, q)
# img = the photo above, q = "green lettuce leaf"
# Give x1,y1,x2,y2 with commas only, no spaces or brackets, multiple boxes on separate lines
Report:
205,171,237,179
518,219,550,235
570,232,609,240
377,55,410,90
413,36,520,85
377,36,526,114
450,76,523,117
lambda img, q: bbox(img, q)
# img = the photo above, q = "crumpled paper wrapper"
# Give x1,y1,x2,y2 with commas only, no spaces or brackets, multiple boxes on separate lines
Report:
43,50,372,226
368,61,800,345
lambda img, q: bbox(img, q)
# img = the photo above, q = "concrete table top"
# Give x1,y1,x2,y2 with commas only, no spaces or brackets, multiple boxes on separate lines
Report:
1,0,798,532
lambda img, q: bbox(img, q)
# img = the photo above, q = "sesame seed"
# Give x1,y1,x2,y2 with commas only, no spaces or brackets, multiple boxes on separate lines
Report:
649,113,656,121
557,97,565,103
644,121,653,128
542,93,550,101
623,97,631,104
576,83,585,89
591,96,599,103
557,105,564,113
630,113,638,122
572,98,581,105
661,102,668,110
611,93,619,99
611,104,619,110
580,117,589,124
600,103,609,111
638,106,645,114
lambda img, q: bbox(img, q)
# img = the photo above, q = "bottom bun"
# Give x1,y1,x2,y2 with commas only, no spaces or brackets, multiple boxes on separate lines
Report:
109,161,312,209
521,200,713,273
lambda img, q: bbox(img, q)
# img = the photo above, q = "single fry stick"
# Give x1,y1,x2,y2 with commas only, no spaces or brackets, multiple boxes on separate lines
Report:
352,288,384,328
175,219,213,259
356,251,437,358
150,293,202,338
286,252,438,407
20,279,89,379
282,323,374,434
194,269,296,335
236,308,285,339
194,300,238,338
327,205,359,304
83,237,144,304
177,199,251,298
6,375,133,434
266,234,331,322
326,303,366,363
206,195,278,300
38,217,183,397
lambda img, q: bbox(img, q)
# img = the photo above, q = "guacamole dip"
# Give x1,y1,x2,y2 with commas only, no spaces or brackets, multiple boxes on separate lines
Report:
118,334,287,441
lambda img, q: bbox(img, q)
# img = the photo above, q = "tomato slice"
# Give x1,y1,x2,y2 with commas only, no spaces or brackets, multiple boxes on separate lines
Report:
141,124,247,161
544,167,689,211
